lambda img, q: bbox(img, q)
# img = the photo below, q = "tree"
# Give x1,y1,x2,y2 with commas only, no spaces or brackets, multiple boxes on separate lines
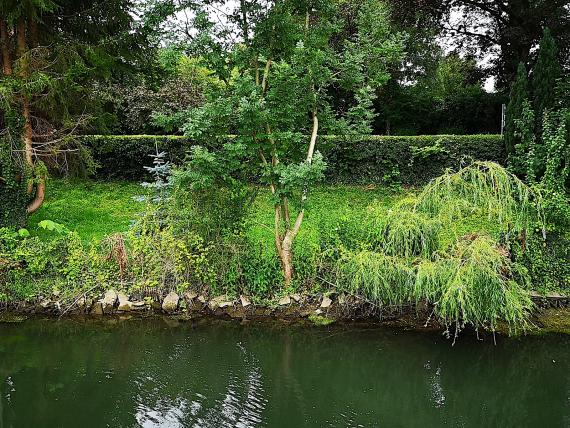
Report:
376,52,503,135
532,28,562,132
0,0,152,220
391,0,570,89
505,62,529,156
101,50,218,134
169,0,405,285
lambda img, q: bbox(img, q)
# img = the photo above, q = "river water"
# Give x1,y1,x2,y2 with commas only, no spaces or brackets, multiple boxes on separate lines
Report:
0,317,569,427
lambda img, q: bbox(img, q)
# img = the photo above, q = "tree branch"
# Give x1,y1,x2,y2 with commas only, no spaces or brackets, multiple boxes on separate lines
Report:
442,25,499,45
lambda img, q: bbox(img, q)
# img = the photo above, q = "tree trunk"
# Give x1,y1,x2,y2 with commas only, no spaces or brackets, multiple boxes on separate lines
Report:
280,240,294,284
16,17,46,213
0,19,12,75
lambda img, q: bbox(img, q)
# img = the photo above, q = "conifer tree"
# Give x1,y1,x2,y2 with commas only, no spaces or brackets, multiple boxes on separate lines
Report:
505,62,529,155
532,28,562,131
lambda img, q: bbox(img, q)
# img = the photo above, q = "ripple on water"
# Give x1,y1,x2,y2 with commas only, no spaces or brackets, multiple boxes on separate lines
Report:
131,341,267,428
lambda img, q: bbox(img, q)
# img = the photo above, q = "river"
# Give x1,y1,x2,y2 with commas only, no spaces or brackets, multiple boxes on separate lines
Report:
0,317,569,427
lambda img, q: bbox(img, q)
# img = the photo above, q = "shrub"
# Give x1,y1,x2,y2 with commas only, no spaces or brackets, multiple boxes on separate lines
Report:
414,161,540,234
336,235,533,334
426,235,533,336
76,134,505,185
319,134,505,184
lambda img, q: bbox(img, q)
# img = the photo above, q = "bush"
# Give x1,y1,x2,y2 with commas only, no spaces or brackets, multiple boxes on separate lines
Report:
320,134,505,185
79,135,191,180
76,134,505,184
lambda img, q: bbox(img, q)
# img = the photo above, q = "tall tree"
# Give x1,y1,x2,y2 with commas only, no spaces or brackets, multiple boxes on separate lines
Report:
532,28,562,131
392,0,570,89
505,62,529,155
0,0,151,219
170,0,405,284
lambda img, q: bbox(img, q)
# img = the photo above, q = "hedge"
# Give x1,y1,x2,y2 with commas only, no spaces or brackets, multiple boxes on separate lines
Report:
76,134,505,185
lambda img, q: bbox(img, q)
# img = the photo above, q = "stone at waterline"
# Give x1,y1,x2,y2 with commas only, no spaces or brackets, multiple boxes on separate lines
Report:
117,292,133,312
209,295,233,310
240,295,251,307
278,296,291,306
321,296,332,308
100,290,118,314
130,301,147,311
184,291,198,302
162,292,180,313
198,295,206,304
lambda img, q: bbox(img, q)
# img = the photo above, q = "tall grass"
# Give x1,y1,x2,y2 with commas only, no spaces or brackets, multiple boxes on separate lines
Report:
337,250,414,306
371,210,441,258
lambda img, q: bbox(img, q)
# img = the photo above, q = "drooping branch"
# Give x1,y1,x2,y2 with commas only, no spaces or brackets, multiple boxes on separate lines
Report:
457,0,508,24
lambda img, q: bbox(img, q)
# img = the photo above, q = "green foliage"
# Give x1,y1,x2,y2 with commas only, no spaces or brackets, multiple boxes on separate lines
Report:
375,52,504,136
422,236,533,335
338,234,533,334
38,220,68,234
505,63,529,156
78,135,189,179
308,313,335,326
79,134,505,184
0,141,27,228
414,161,540,234
337,250,414,306
333,162,544,334
0,227,95,301
370,210,441,258
532,28,562,131
127,221,215,292
169,143,257,241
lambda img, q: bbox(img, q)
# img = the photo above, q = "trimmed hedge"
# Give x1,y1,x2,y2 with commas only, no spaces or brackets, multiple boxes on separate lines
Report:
77,134,505,185
320,134,505,184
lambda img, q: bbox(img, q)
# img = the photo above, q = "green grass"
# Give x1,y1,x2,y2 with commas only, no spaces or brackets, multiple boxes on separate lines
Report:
29,180,500,249
28,179,144,242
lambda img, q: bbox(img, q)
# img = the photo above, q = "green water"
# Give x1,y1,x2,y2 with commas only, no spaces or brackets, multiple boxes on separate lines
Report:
0,318,569,428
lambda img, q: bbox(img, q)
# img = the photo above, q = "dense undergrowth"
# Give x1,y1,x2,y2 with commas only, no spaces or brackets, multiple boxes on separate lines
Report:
1,163,568,335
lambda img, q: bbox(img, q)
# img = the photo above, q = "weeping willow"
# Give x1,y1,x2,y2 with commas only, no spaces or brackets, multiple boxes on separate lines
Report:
414,161,543,234
420,236,533,335
338,235,533,334
335,162,540,335
337,250,414,306
374,211,441,258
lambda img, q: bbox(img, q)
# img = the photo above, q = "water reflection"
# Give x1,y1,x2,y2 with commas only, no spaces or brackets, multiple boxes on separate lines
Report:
0,318,569,428
131,339,267,428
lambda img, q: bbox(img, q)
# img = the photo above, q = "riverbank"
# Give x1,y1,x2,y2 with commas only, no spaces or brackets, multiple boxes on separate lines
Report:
3,172,569,336
3,289,570,335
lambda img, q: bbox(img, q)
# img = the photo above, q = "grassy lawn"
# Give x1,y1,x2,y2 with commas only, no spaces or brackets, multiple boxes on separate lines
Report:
29,180,144,242
29,180,412,243
29,179,500,252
